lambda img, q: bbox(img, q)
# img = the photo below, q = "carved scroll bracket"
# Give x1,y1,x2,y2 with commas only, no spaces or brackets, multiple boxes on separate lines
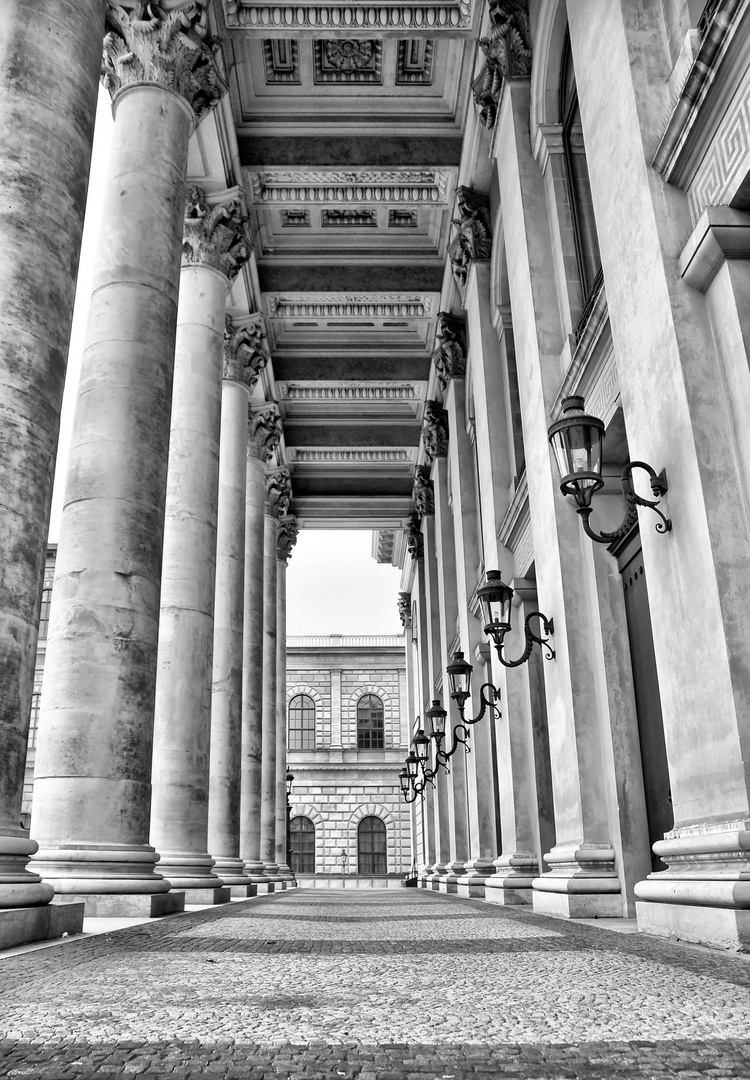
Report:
421,400,450,463
432,312,467,390
224,314,269,387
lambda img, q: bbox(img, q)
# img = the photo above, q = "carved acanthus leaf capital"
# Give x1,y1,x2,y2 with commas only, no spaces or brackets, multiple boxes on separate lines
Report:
413,465,435,516
277,515,299,562
421,400,449,463
472,0,532,129
103,2,225,120
223,314,269,386
265,467,292,518
432,312,467,390
248,402,282,463
448,187,493,290
183,188,251,280
405,515,424,561
397,592,412,628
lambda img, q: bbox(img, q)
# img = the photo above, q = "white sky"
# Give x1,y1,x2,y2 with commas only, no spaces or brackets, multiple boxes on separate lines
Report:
49,88,403,637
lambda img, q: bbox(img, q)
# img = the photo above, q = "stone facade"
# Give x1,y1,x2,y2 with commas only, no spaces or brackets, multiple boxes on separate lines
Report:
286,637,412,883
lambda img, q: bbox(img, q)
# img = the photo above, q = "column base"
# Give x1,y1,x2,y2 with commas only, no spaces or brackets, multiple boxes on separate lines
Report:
483,879,533,905
58,892,185,918
211,857,248,886
0,833,55,907
230,884,258,898
635,899,750,951
182,887,231,906
437,876,459,895
31,842,172,894
255,881,276,894
456,876,492,899
532,889,623,919
0,901,84,951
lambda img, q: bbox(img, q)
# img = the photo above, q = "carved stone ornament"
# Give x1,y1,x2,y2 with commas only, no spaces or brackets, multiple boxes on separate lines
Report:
472,0,532,129
223,314,269,386
277,515,299,562
103,2,225,120
413,465,435,516
397,592,412,628
248,402,282,463
432,312,467,390
421,400,449,462
405,515,424,561
265,467,292,518
448,187,493,290
183,187,251,280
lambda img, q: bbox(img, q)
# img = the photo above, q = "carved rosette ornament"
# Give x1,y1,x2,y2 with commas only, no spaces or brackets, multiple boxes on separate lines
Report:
432,312,467,390
182,188,251,281
102,2,225,119
397,592,412,628
448,187,493,290
413,465,435,516
405,515,424,561
248,403,283,463
223,314,269,387
472,0,532,129
277,515,299,562
421,400,449,463
265,467,292,518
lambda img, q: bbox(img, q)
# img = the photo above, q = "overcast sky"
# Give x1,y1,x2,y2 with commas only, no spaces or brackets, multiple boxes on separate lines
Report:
49,88,403,637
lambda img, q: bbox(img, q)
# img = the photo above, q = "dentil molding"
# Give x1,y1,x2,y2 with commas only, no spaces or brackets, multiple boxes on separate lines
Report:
248,169,452,205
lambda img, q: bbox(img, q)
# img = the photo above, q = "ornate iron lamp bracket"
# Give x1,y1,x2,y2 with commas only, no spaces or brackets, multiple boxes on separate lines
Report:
578,462,671,544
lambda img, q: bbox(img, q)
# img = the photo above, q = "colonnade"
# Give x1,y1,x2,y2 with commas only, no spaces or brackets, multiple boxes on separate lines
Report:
0,1,296,921
400,0,750,952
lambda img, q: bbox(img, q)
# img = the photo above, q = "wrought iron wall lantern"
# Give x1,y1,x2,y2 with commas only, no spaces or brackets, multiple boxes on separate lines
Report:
547,395,672,544
476,572,554,667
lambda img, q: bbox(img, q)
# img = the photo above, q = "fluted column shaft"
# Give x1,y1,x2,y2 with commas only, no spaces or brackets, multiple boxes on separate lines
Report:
260,513,280,873
208,379,250,883
32,80,196,894
149,257,226,889
0,0,103,907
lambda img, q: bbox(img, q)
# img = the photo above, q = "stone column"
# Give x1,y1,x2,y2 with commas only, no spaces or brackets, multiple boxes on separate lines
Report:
0,0,103,915
275,516,298,880
240,401,281,885
260,468,292,881
150,191,249,902
31,3,224,915
407,534,436,879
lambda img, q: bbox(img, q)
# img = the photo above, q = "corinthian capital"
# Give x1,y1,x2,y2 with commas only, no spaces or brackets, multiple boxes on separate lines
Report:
183,188,251,280
413,465,435,516
432,312,467,390
103,2,225,120
473,1,532,129
397,592,412,628
405,515,424,561
277,516,299,562
248,402,282,463
265,467,292,518
421,400,449,463
448,187,493,290
223,314,269,386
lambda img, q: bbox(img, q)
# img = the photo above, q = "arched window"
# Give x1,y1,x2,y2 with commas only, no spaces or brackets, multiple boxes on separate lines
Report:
357,694,384,749
560,30,601,313
290,816,315,874
358,816,387,874
288,694,315,750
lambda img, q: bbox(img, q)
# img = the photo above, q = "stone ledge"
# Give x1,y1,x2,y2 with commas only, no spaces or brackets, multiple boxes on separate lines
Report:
182,887,231,906
58,892,185,918
0,902,84,952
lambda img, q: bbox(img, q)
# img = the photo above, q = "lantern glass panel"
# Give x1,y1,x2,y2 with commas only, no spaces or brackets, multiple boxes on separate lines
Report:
399,769,410,795
414,729,430,763
447,652,472,700
425,700,447,739
406,752,419,780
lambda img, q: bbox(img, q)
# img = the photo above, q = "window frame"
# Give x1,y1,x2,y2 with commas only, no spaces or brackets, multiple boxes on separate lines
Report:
289,815,316,874
288,693,316,750
357,815,387,875
356,693,385,750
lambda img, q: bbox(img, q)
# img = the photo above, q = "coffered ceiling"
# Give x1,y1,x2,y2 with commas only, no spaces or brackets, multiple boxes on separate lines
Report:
204,1,477,532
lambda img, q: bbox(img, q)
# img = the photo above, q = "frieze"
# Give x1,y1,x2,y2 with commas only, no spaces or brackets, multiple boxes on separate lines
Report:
413,465,435,515
277,515,299,561
182,187,250,281
421,400,449,461
472,0,532,129
248,169,451,205
432,311,467,389
397,591,412,627
448,187,492,290
405,515,424,560
103,1,225,120
281,383,419,400
287,449,414,463
248,402,283,462
396,40,435,85
267,294,433,318
222,0,475,32
265,467,293,518
263,39,300,83
314,40,382,84
223,314,269,386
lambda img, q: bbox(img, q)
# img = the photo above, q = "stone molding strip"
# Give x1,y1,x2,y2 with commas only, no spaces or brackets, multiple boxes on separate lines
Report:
222,0,475,31
249,169,451,204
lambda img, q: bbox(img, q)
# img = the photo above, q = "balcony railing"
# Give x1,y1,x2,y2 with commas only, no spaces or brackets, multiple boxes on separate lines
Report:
287,635,404,648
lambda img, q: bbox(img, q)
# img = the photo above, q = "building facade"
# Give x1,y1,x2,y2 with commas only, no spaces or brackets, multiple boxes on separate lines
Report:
286,635,412,885
2,0,750,954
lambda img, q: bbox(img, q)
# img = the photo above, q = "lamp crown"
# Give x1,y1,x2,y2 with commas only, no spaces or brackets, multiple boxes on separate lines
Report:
561,394,586,413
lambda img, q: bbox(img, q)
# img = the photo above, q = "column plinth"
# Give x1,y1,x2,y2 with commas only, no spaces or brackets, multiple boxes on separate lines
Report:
31,4,223,903
0,0,103,909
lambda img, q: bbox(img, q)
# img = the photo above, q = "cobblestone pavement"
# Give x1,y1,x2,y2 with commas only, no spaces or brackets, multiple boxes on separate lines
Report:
2,889,750,1079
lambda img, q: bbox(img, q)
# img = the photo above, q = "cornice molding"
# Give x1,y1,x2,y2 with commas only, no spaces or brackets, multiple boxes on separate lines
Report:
248,169,452,205
222,0,475,31
266,293,433,318
288,449,415,463
280,383,420,401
